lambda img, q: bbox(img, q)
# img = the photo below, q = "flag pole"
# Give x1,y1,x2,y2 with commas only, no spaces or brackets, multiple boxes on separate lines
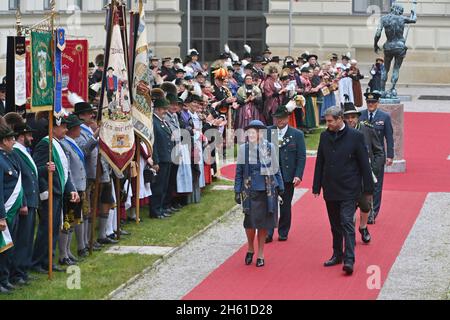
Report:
47,0,57,280
90,0,115,255
135,136,141,224
115,176,121,240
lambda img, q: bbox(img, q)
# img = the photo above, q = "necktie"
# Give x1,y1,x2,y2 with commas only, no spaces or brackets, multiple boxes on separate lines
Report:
369,112,374,123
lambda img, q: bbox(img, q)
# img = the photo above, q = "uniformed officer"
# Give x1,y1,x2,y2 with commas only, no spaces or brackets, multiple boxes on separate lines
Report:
359,90,394,224
0,123,22,294
343,102,385,243
9,122,39,285
150,88,175,219
266,105,306,243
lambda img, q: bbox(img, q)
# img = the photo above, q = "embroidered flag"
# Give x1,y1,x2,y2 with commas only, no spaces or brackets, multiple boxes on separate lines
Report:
131,0,154,150
30,31,54,112
62,40,89,109
5,36,26,113
99,3,135,172
54,28,66,119
0,173,23,253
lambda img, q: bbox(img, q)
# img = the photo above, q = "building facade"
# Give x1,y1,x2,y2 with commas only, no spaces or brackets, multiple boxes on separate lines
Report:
1,0,450,85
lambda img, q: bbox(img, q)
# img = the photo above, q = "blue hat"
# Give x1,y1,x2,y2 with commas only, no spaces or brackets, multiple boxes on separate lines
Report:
244,120,266,131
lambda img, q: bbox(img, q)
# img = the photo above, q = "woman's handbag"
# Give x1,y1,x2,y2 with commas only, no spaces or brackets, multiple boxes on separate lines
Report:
143,165,157,184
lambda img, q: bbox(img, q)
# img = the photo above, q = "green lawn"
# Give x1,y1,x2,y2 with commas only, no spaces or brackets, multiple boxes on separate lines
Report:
3,179,235,300
305,127,325,151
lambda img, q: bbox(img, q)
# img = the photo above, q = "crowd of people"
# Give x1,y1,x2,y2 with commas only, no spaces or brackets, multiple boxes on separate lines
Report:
0,46,393,293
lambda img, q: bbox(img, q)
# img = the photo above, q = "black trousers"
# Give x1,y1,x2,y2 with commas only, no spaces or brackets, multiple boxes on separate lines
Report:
372,164,385,218
268,182,295,238
32,196,63,269
0,213,18,286
325,199,357,264
163,163,179,209
150,162,171,217
10,208,36,281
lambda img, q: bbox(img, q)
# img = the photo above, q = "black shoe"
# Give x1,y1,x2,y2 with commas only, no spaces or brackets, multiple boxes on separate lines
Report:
32,266,47,274
78,249,89,257
245,252,254,265
278,236,288,241
265,236,273,244
256,258,265,267
51,264,66,272
59,257,75,266
359,227,371,243
0,285,12,294
162,212,172,218
2,282,16,291
343,263,354,275
149,214,166,219
170,206,180,212
324,255,343,267
97,237,119,245
107,233,118,240
174,203,183,209
11,278,29,286
163,208,175,214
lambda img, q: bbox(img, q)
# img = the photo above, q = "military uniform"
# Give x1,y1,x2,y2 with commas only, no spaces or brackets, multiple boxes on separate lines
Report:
360,104,394,221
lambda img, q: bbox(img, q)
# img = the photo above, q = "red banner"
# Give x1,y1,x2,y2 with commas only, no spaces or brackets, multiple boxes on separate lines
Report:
25,39,88,111
62,40,89,109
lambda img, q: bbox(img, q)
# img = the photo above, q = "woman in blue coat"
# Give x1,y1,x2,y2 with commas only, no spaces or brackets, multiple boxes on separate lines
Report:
234,120,284,267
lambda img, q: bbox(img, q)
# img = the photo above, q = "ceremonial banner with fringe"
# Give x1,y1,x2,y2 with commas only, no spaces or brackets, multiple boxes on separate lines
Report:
131,2,154,150
54,28,66,118
5,36,26,113
99,5,135,172
30,31,54,112
62,40,89,109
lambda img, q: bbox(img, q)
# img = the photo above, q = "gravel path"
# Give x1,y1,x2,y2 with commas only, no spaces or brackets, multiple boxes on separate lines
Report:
378,193,450,300
110,188,308,300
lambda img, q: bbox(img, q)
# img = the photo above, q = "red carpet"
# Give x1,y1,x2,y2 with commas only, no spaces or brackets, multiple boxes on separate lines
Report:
184,113,450,300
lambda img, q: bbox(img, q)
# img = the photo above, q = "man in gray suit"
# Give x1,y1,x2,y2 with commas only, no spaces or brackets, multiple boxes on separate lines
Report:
60,115,88,263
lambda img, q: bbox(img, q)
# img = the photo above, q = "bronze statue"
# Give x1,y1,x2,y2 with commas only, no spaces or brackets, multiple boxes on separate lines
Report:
374,1,417,99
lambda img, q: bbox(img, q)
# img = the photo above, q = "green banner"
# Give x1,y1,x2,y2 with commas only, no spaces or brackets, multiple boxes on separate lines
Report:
31,31,53,112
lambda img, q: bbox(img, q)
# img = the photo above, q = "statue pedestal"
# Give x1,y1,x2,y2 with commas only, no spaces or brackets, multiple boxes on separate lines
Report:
378,102,406,173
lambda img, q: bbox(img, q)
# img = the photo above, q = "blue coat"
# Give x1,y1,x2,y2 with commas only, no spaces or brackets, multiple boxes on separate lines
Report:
312,125,374,201
268,126,306,183
152,114,174,165
12,147,40,209
0,150,22,220
360,108,394,159
234,141,284,214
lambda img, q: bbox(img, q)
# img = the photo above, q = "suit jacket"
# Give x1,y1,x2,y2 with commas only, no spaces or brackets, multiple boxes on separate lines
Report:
75,125,97,180
0,149,22,219
360,109,394,159
312,125,374,201
356,122,385,177
12,145,40,209
33,138,76,197
152,114,174,165
268,125,306,183
60,138,87,192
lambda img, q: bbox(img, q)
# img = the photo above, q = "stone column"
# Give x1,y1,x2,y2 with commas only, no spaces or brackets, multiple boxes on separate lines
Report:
378,102,406,173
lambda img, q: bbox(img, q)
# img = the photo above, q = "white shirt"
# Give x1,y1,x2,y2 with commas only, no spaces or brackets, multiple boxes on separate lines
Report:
278,125,288,140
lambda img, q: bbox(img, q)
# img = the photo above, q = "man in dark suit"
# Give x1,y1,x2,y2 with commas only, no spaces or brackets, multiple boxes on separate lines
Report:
359,90,394,224
343,102,385,244
313,106,374,275
150,88,174,219
266,105,306,242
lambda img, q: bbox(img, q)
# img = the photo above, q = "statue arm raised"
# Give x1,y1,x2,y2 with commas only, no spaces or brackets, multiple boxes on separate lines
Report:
374,20,383,54
405,0,417,24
